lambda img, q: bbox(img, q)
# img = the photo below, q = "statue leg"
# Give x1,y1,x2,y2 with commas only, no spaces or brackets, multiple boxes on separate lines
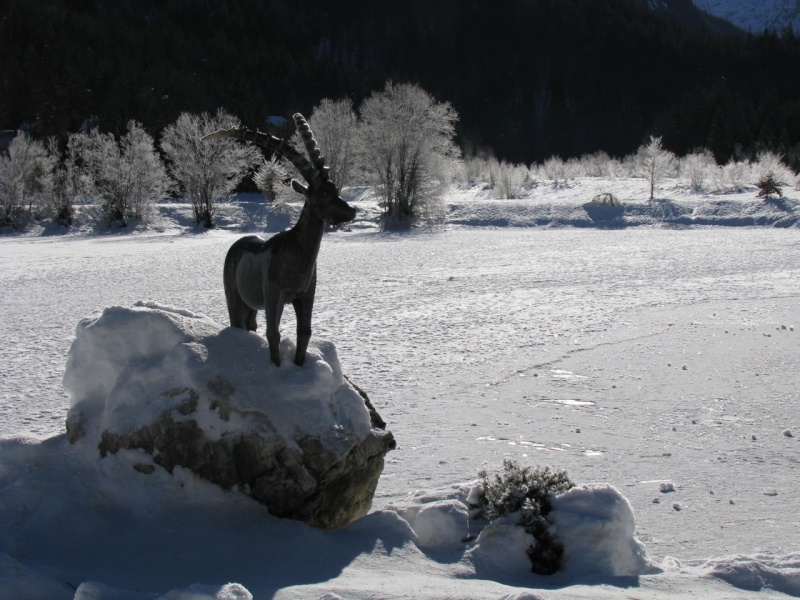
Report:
292,285,315,367
265,292,284,367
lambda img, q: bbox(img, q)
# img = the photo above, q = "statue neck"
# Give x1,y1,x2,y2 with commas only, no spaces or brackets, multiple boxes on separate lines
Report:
291,201,325,258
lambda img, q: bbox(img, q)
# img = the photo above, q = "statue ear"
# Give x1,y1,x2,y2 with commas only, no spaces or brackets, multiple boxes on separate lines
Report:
291,179,309,195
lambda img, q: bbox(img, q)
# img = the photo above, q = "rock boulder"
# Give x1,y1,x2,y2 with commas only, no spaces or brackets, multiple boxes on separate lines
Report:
64,302,395,529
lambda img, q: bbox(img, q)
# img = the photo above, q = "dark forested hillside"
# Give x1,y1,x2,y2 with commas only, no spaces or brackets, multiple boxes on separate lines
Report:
2,0,799,167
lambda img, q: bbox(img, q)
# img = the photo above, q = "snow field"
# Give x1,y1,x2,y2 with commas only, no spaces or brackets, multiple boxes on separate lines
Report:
1,184,800,598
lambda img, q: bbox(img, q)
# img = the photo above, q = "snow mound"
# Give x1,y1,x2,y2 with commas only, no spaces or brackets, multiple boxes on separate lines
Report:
64,301,372,447
696,553,800,596
549,484,659,577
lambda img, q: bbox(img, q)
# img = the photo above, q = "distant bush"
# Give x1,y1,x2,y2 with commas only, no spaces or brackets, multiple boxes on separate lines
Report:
492,160,531,199
538,156,573,188
679,150,716,192
476,459,574,575
713,159,751,193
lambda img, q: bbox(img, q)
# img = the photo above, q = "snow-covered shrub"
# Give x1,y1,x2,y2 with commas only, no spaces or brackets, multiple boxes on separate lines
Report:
0,133,54,228
81,121,169,226
476,459,574,575
680,149,716,192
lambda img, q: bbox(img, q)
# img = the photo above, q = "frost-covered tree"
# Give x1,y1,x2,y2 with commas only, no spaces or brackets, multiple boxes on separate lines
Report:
0,133,54,228
82,121,169,226
309,98,359,189
636,135,676,200
253,156,290,203
360,82,460,225
45,135,87,227
161,110,261,228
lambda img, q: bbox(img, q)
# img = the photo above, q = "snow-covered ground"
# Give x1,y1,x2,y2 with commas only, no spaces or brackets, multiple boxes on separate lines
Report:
1,179,800,598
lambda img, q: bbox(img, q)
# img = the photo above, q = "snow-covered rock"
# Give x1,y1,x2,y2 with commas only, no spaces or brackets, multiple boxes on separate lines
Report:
63,302,395,530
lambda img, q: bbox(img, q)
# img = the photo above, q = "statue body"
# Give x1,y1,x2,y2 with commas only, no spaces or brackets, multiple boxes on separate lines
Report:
206,113,355,366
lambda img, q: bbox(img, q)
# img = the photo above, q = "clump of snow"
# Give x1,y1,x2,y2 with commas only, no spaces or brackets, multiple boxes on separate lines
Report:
549,484,659,577
63,302,372,448
404,499,470,550
467,515,539,575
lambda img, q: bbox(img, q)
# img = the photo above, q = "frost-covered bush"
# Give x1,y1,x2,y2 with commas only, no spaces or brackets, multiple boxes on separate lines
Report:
82,121,169,226
491,160,531,199
577,151,622,178
713,159,751,193
463,156,494,186
0,133,54,228
476,460,574,575
680,150,716,192
44,135,88,227
537,156,573,188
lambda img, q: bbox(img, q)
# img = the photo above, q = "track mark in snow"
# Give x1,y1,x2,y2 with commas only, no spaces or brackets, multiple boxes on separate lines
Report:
549,369,589,380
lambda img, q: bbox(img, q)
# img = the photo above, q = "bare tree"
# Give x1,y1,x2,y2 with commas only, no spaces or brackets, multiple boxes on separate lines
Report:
82,121,169,226
359,82,460,225
309,98,359,189
636,135,676,200
161,109,261,227
0,133,54,228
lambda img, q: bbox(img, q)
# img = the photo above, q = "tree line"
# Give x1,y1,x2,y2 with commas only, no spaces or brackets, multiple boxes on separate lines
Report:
2,0,800,169
4,78,796,233
0,83,461,229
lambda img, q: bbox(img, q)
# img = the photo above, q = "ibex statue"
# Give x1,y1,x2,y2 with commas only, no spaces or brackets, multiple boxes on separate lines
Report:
202,113,356,366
